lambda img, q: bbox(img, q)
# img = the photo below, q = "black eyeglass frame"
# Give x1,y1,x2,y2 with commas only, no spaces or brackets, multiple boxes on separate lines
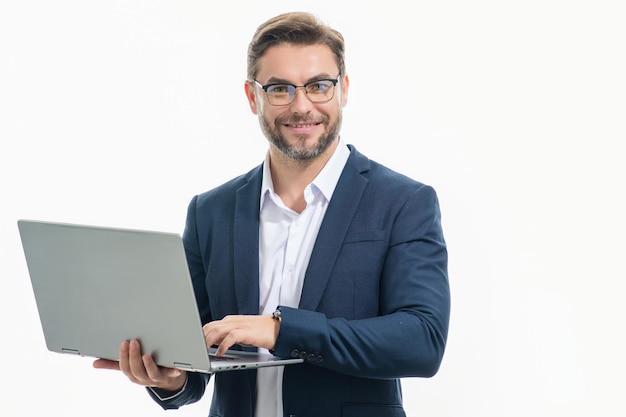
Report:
251,75,341,106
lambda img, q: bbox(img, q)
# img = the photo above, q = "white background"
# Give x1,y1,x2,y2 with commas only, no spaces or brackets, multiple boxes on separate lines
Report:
1,1,625,416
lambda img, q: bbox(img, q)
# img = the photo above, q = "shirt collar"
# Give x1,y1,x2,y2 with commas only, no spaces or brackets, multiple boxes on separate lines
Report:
260,138,350,210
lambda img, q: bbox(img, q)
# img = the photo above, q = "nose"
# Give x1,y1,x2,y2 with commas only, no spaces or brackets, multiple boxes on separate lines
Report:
289,87,314,113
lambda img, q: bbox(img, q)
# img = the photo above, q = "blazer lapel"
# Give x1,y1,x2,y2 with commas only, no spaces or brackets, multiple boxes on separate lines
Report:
230,149,370,314
298,148,370,311
233,166,263,315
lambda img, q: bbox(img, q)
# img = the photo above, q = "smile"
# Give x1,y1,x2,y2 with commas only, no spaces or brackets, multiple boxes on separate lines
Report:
284,122,321,128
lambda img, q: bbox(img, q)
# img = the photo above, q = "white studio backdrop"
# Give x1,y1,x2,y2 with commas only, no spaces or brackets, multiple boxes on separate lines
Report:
1,1,625,416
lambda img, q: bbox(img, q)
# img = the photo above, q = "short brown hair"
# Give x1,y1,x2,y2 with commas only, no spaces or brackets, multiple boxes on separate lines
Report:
247,12,346,80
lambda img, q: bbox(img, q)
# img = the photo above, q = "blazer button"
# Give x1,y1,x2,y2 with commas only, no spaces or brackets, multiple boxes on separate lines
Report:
290,349,300,358
316,355,324,363
307,353,316,362
299,351,308,360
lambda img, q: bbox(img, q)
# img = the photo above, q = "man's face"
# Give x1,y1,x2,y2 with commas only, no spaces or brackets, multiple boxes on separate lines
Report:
245,44,349,161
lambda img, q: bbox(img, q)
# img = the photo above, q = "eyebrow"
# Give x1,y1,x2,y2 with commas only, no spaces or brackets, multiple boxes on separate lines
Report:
262,72,338,85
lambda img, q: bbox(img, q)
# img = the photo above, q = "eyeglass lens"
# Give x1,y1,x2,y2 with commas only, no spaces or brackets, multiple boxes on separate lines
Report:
266,80,335,105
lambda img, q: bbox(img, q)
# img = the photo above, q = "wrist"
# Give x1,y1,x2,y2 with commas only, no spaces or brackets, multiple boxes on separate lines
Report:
150,373,188,399
270,307,281,352
163,370,187,391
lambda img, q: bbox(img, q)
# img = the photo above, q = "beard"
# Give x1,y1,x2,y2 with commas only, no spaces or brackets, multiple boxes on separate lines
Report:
259,110,342,161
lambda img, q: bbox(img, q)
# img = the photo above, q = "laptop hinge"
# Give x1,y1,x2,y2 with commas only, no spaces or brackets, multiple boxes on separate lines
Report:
173,362,193,369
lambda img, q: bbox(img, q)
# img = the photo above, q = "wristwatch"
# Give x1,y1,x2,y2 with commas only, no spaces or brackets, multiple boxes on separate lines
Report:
269,307,282,355
272,307,282,323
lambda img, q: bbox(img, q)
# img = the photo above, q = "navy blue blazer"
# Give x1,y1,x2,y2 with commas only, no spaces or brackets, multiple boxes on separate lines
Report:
150,145,450,417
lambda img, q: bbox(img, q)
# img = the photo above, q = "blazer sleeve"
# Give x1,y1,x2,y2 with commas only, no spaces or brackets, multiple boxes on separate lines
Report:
272,184,450,379
146,372,210,410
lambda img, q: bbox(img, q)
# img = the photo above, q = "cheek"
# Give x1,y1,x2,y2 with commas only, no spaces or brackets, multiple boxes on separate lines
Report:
256,98,278,119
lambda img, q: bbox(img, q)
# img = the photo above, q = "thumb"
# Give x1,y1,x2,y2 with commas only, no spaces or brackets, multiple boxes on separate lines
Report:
92,358,121,371
163,367,184,378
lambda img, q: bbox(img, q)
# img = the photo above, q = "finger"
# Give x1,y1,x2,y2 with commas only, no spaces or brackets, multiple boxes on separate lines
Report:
218,327,250,355
203,320,241,355
119,341,145,385
203,316,272,355
92,358,120,370
163,367,185,379
119,340,149,385
140,348,187,392
127,339,152,384
203,322,226,350
118,340,134,379
141,352,159,378
142,354,183,383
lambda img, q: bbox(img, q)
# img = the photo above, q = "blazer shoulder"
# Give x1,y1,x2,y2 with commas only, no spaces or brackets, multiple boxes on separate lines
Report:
347,145,433,193
194,164,263,207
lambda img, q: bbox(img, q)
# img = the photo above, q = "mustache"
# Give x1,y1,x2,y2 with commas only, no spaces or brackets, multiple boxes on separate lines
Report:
275,114,328,125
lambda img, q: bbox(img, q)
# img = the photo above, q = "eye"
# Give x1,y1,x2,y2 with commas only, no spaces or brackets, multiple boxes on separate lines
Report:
307,81,331,93
267,84,291,94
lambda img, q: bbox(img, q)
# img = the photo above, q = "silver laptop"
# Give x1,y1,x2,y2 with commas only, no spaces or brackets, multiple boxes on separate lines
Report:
17,219,303,373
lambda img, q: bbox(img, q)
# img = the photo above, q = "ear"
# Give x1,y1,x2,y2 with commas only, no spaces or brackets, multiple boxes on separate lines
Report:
245,81,260,115
340,74,349,107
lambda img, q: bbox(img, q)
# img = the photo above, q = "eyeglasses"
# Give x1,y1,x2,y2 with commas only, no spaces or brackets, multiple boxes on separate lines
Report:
252,75,340,106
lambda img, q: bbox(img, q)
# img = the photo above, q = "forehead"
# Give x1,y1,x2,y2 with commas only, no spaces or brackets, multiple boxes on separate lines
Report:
256,43,338,83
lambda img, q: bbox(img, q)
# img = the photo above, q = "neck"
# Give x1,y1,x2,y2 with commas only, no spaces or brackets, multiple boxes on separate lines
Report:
268,138,339,213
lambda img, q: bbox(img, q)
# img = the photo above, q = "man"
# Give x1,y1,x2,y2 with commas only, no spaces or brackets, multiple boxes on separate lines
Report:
94,11,450,417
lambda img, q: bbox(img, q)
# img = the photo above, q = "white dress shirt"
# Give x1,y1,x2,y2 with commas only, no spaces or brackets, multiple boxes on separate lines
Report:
255,140,350,417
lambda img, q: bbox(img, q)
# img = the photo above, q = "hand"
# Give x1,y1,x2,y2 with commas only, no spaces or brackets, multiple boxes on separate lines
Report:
93,340,187,392
203,315,280,357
